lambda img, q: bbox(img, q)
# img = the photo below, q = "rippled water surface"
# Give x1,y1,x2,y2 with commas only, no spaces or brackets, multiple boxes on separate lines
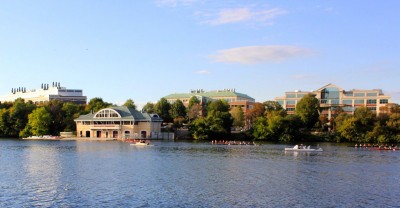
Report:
1,139,399,207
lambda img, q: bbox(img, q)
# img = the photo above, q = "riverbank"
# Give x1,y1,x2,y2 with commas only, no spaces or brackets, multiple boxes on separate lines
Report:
22,137,117,141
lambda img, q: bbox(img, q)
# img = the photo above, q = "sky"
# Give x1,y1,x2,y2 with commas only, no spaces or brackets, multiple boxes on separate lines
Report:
1,0,400,109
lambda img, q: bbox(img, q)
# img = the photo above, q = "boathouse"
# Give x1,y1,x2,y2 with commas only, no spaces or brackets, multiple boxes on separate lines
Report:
74,106,163,139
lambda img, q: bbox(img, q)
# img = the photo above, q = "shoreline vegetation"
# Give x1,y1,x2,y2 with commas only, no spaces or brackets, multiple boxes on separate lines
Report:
1,95,400,143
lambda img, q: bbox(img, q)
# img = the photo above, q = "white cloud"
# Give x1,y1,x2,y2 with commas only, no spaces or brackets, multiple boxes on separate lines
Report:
210,45,314,64
195,70,210,74
204,7,286,25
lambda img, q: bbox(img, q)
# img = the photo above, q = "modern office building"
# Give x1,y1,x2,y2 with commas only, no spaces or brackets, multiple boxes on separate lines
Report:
0,82,87,104
275,83,391,119
74,106,163,139
164,89,255,115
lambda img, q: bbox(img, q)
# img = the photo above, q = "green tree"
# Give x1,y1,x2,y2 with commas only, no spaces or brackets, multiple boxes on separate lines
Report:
170,99,186,119
207,100,233,133
9,98,36,137
188,96,200,109
295,94,320,129
0,109,11,136
263,101,283,114
46,100,66,136
155,98,172,123
252,117,269,139
142,102,155,113
231,106,244,128
62,102,83,132
21,107,51,137
123,99,137,109
189,117,210,139
86,97,111,113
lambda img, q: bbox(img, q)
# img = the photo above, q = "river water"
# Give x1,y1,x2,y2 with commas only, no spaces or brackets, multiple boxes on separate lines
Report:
0,139,399,207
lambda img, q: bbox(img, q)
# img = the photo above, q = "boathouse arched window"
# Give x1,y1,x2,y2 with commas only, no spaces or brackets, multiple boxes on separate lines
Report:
94,109,121,118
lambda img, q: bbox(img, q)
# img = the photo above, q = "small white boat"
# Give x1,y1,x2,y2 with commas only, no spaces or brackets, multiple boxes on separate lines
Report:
130,141,152,146
284,145,323,152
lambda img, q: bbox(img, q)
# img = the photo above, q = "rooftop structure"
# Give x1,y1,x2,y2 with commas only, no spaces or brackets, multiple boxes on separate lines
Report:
275,83,391,120
0,82,87,104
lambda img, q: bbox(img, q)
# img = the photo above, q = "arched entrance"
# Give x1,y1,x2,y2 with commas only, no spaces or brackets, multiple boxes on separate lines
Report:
113,131,118,138
86,131,90,137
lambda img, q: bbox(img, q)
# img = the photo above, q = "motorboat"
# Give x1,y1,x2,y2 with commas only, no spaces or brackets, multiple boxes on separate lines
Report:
284,145,323,152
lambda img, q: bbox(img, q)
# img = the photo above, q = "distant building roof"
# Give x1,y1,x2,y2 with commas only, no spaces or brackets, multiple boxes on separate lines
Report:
75,106,163,122
164,89,255,101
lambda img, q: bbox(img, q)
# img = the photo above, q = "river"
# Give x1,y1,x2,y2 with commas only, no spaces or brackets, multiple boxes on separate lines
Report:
0,139,399,207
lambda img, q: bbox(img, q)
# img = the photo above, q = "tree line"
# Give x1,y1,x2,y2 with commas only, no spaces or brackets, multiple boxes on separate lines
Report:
1,94,399,143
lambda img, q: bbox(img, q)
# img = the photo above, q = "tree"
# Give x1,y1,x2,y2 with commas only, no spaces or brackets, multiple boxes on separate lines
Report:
252,117,269,139
245,102,265,129
86,97,111,113
295,94,320,129
0,109,11,136
123,99,137,109
207,100,233,133
155,98,172,123
231,106,244,128
62,102,83,132
142,102,155,113
189,117,210,139
188,103,202,122
21,107,51,137
188,96,200,109
46,100,66,136
170,99,186,119
9,98,36,137
263,101,283,114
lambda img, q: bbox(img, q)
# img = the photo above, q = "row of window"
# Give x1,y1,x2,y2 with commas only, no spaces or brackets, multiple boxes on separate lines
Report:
78,121,134,125
280,99,388,105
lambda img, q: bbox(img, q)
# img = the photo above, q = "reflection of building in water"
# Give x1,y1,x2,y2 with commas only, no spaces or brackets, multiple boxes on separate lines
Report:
74,106,163,139
0,82,87,104
275,83,391,120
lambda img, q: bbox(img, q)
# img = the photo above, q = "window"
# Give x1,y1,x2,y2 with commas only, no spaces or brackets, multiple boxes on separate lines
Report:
321,88,340,99
354,100,364,104
380,99,388,104
297,94,305,98
286,108,295,111
343,107,354,112
331,99,340,105
367,107,376,111
342,100,352,105
286,94,296,98
367,92,377,97
277,100,284,106
344,91,353,97
321,99,328,104
354,93,365,97
286,100,295,105
94,109,121,118
367,99,377,104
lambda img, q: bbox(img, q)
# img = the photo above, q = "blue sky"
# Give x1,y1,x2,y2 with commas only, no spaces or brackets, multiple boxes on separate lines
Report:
1,0,399,108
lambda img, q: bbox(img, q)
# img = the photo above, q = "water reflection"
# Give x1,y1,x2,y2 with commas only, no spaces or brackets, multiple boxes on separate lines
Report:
0,139,400,207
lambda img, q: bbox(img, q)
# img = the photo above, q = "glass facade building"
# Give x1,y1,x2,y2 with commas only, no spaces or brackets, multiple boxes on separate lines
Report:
275,84,391,119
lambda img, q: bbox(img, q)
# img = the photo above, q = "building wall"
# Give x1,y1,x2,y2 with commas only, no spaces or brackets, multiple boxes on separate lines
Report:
0,86,87,104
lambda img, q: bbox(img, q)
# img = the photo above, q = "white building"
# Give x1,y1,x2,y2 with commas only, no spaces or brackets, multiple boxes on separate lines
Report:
0,82,87,104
